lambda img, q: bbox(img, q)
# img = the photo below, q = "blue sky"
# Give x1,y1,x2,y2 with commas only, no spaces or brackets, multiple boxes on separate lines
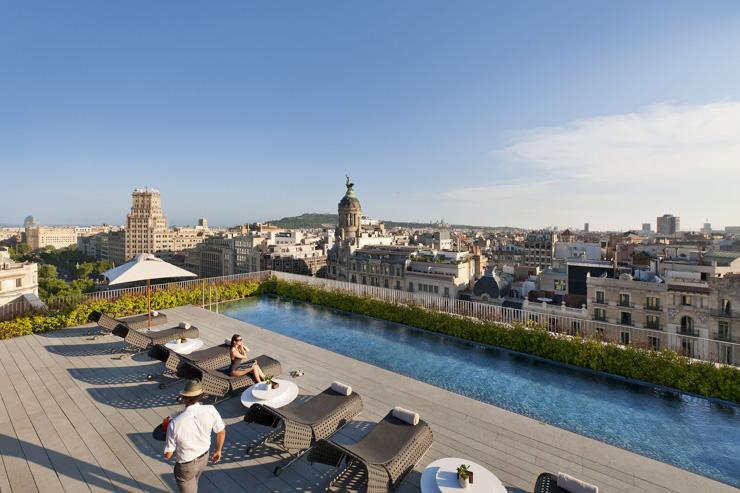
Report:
2,1,740,230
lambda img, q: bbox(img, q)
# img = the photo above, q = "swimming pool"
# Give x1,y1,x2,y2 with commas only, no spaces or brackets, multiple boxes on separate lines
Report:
221,296,740,487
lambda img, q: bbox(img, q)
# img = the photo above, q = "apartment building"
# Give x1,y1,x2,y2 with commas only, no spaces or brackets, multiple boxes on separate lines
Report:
657,214,680,236
587,270,667,350
522,231,557,268
0,247,38,306
25,225,78,250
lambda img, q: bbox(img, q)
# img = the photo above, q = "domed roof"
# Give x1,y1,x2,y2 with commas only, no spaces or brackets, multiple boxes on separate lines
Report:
473,275,501,298
339,193,361,210
338,176,361,210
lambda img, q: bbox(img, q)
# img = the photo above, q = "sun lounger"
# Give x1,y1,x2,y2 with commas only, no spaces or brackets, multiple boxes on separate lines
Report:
111,322,199,357
88,310,168,338
179,354,282,403
244,383,363,476
308,409,433,493
534,472,599,493
147,343,232,386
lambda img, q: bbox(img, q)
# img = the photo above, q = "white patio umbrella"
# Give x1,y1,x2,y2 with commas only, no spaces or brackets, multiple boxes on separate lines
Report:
102,253,197,328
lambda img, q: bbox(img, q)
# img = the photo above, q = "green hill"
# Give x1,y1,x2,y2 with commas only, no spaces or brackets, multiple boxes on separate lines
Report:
268,213,498,230
268,213,337,229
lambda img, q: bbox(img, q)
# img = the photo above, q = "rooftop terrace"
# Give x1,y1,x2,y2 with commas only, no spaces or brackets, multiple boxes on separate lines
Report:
0,305,736,493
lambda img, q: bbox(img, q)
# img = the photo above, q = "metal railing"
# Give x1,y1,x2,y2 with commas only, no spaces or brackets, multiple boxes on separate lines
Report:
0,299,40,321
268,272,740,366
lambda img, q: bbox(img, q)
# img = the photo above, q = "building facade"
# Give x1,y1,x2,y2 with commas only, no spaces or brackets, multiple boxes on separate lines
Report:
0,248,38,307
25,226,77,250
522,231,557,268
124,188,172,261
657,214,680,236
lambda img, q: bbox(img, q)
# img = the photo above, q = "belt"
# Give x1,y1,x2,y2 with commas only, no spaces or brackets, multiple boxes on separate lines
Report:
177,451,208,465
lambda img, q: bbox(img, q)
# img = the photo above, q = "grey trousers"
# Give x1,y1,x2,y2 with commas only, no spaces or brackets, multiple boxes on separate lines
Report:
174,452,208,493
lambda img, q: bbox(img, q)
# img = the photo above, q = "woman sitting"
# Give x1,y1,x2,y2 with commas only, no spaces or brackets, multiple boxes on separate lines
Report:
229,334,266,382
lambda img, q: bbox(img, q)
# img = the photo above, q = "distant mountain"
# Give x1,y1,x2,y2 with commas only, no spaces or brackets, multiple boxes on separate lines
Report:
267,213,500,231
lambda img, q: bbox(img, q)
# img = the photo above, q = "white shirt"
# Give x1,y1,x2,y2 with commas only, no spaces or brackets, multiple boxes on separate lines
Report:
164,403,225,463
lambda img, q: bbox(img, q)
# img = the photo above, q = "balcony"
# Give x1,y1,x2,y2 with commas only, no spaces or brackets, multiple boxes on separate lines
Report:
711,309,737,319
645,323,662,331
645,304,661,311
714,331,733,342
618,302,634,308
593,315,608,322
677,328,700,337
592,299,607,305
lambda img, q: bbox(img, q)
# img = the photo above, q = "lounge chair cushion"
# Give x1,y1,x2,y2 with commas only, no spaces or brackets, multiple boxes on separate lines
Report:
330,381,352,396
342,413,421,464
557,473,599,493
392,406,419,426
179,322,191,329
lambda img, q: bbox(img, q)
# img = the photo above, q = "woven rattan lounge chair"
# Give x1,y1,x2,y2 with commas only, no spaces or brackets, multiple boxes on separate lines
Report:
178,354,282,403
534,472,599,493
308,410,433,493
88,310,168,339
244,385,363,476
147,343,232,387
111,322,199,358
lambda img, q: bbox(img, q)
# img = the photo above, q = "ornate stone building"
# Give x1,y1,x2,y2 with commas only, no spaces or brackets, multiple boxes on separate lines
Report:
124,188,172,260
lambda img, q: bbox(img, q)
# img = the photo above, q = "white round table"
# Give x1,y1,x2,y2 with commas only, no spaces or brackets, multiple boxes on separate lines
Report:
241,379,299,408
420,458,506,493
164,338,204,355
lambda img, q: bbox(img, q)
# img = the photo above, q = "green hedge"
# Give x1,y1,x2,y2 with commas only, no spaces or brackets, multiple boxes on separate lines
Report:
260,279,740,403
0,280,262,340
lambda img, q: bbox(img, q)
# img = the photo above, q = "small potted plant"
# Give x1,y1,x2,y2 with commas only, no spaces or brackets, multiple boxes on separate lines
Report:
265,375,279,390
457,464,472,488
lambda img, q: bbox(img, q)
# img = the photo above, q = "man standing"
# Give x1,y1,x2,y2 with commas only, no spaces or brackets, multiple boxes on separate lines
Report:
164,380,226,493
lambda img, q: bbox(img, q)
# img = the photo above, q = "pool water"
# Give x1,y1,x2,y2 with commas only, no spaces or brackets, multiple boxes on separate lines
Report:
221,296,740,487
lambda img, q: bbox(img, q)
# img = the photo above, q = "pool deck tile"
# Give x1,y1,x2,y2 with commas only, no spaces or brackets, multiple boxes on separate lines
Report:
0,304,736,493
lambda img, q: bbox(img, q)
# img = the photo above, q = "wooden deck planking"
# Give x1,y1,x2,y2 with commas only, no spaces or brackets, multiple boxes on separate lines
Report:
0,304,733,493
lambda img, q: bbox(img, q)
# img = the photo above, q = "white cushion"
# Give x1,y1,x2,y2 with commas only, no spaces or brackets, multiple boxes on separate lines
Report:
557,472,599,493
150,310,159,317
330,381,352,396
392,406,419,426
178,322,191,329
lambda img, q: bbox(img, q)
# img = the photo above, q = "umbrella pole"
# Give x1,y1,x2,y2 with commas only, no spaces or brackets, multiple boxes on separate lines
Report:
147,279,151,330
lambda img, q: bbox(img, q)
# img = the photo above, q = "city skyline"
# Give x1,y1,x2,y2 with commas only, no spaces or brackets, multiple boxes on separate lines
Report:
3,1,740,229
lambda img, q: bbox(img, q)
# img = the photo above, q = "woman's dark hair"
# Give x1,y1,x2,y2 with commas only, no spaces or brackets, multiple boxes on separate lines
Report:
230,334,241,348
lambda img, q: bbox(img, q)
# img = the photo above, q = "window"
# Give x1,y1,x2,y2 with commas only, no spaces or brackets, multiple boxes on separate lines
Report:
721,299,731,315
681,295,692,306
384,279,389,288
646,315,660,330
434,285,439,294
620,312,632,326
594,308,607,321
646,296,660,310
408,282,414,292
620,331,630,345
619,293,631,307
680,316,694,334
595,291,605,304
444,287,450,298
648,335,660,351
16,278,22,288
718,321,730,340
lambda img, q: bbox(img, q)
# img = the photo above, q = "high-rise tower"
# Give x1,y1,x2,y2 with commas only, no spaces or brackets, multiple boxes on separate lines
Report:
124,188,172,260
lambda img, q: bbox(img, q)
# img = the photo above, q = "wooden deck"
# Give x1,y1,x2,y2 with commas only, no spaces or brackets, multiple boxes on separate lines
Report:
0,304,736,493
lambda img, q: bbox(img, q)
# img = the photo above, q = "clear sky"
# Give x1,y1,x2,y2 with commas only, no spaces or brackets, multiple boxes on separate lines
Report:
2,1,740,230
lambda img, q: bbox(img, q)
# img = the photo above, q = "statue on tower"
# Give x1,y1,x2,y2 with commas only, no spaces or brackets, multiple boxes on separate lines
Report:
345,175,354,194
